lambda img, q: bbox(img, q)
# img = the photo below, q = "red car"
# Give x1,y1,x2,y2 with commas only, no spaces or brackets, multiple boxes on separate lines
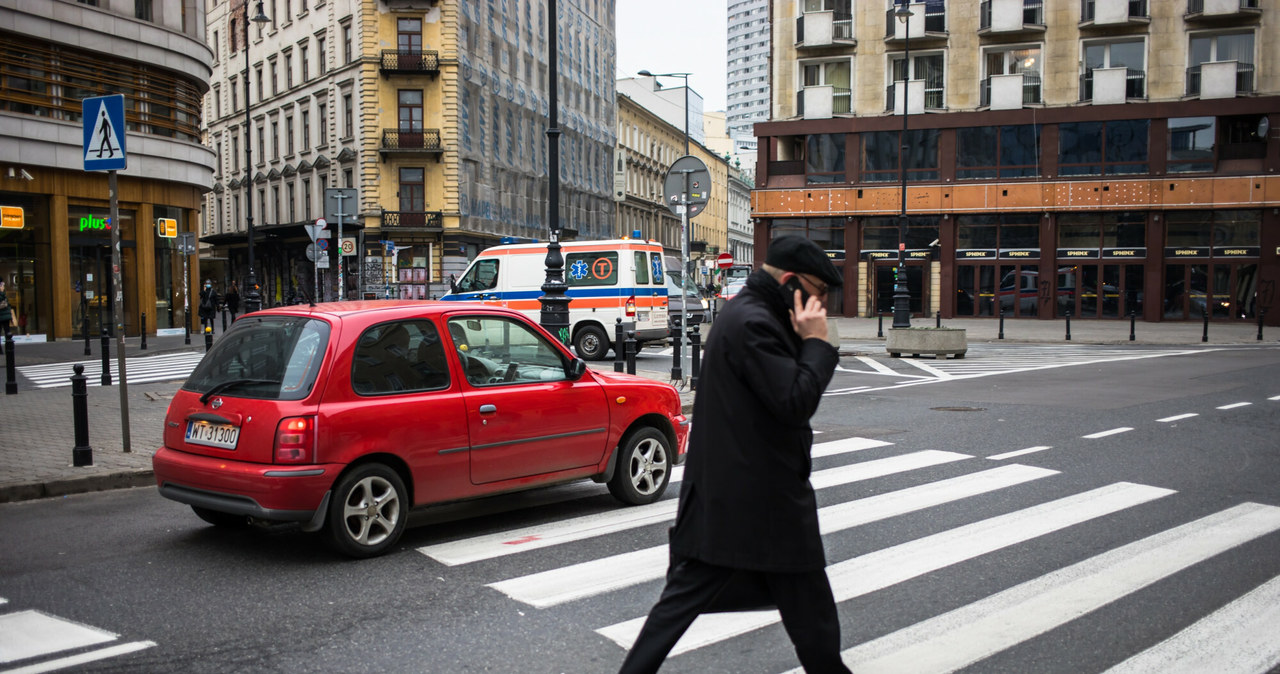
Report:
153,301,688,558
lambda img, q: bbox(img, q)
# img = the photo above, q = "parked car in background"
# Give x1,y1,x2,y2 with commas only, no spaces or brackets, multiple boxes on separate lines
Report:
719,280,747,303
152,301,688,558
665,273,707,329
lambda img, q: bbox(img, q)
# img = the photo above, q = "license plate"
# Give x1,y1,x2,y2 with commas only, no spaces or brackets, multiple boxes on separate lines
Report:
185,420,240,449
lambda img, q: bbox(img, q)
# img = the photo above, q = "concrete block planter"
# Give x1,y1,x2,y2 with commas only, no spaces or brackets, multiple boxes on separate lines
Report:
886,327,967,359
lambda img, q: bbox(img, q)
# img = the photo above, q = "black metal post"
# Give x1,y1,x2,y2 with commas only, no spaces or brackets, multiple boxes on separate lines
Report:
670,314,683,381
538,0,570,348
243,1,268,315
100,327,111,386
4,332,15,395
891,5,914,330
689,323,701,391
83,313,91,356
625,329,637,376
140,312,147,350
998,309,1005,340
184,311,190,345
1203,307,1209,343
1129,311,1136,342
614,318,624,373
935,311,941,328
877,311,884,339
205,326,213,352
1065,307,1072,342
71,364,92,467
1257,309,1264,341
222,306,228,333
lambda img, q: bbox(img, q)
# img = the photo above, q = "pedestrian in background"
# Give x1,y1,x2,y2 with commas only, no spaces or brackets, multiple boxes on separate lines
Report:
0,280,13,353
618,236,849,674
225,281,241,321
198,280,218,332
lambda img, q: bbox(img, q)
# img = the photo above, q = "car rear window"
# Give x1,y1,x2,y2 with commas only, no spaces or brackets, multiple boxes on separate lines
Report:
184,316,330,401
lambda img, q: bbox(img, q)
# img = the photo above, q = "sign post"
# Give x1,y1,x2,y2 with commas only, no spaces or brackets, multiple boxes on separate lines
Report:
662,155,710,387
325,189,357,300
83,94,130,452
306,218,327,302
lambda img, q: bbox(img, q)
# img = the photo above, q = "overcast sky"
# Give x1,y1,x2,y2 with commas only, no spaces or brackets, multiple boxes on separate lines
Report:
615,1,729,112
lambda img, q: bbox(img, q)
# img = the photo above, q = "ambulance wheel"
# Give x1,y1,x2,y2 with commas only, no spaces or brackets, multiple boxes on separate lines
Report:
574,325,610,361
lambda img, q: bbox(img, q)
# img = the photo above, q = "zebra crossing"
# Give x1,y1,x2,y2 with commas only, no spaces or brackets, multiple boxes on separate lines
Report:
416,434,1280,673
15,352,205,389
0,597,154,672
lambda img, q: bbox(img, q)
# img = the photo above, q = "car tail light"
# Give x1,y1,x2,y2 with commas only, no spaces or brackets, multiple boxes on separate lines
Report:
275,416,316,464
625,295,636,317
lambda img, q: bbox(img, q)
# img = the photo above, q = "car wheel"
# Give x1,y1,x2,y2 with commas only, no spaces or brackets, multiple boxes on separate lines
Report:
608,427,671,505
574,325,610,361
191,506,249,528
325,463,408,558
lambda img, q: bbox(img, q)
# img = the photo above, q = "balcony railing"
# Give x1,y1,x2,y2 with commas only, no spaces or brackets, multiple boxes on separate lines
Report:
979,0,1045,30
1081,0,1147,21
795,12,854,45
381,128,443,152
379,50,441,76
1188,0,1260,12
885,82,944,111
1186,62,1255,96
1079,68,1146,101
381,210,443,230
884,1,946,38
795,86,852,117
980,72,1042,107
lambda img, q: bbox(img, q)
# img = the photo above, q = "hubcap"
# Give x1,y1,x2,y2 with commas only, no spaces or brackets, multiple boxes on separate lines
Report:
629,438,669,496
341,475,400,546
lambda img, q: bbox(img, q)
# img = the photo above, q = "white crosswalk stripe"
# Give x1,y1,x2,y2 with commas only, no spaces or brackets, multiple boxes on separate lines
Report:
412,433,1280,673
15,352,204,389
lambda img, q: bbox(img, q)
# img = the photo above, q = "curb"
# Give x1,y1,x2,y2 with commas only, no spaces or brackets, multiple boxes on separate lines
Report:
0,470,155,504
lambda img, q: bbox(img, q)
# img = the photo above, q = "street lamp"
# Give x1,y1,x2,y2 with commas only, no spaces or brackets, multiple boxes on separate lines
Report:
242,0,269,314
892,3,914,329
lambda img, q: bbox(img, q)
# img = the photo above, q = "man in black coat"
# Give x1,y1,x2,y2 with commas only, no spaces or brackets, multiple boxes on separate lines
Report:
619,236,850,674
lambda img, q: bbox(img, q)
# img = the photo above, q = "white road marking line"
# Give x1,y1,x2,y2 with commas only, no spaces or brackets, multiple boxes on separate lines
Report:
813,503,1280,674
1216,402,1252,410
419,438,903,565
600,482,1173,656
988,446,1052,461
491,465,1054,608
1101,572,1280,674
0,611,116,664
844,357,928,379
896,358,952,379
1083,427,1133,439
1269,395,1280,401
1,641,156,674
1157,413,1199,423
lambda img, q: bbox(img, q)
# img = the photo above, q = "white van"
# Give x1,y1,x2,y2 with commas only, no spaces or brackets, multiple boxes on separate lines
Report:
442,239,670,360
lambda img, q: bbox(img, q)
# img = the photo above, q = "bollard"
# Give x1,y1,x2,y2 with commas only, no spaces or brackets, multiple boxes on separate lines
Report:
4,332,15,394
205,325,213,352
998,309,1005,340
1065,307,1072,342
184,314,191,345
100,327,111,386
1202,307,1209,343
935,311,941,328
625,329,638,376
83,314,91,356
614,318,624,373
1129,311,1136,342
1257,309,1265,341
222,306,228,334
669,315,683,381
689,323,701,391
71,364,93,467
141,312,148,350
877,312,884,339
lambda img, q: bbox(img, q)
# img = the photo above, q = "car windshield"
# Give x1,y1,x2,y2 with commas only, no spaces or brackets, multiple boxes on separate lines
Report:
184,316,331,401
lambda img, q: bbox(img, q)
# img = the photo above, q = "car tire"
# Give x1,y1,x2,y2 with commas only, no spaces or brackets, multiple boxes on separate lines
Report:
607,427,671,505
324,463,408,558
574,325,610,361
191,506,249,528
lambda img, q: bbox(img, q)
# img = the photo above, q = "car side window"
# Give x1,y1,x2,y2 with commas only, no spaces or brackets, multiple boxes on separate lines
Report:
446,316,568,387
456,259,499,293
351,320,450,395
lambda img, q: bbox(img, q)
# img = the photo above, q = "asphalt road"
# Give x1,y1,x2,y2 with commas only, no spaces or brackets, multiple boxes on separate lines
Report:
2,344,1279,673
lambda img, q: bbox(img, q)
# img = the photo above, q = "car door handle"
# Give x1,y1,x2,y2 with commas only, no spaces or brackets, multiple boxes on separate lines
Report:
479,404,497,414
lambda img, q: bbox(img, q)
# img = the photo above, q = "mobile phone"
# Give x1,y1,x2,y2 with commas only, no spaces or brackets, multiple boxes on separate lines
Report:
783,277,810,305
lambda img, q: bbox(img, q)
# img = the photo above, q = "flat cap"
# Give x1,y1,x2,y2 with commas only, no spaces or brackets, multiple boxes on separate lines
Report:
765,236,843,287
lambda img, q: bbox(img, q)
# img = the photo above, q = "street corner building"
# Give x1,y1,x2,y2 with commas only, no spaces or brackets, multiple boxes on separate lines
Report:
751,0,1280,326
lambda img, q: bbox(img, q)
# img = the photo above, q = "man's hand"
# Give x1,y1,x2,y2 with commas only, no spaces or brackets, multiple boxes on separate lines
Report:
789,289,828,341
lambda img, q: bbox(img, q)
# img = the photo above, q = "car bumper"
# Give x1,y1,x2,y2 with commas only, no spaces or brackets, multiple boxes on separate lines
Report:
153,446,338,522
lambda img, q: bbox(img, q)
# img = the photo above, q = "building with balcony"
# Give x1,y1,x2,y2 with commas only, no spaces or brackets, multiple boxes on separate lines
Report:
0,0,214,340
756,0,1279,323
203,0,616,302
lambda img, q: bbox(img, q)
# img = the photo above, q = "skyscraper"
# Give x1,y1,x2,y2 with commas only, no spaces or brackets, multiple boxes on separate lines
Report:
726,0,770,170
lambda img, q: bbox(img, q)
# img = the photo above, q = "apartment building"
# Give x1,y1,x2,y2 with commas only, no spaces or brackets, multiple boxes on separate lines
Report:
757,0,1278,322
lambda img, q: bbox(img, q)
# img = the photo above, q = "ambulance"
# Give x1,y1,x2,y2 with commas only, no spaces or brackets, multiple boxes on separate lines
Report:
441,239,670,360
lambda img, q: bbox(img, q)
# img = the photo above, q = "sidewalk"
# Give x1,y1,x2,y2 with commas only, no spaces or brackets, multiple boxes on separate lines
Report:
1,314,1273,503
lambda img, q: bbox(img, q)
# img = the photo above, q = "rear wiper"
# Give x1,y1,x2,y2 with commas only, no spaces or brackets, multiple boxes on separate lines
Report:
199,379,281,404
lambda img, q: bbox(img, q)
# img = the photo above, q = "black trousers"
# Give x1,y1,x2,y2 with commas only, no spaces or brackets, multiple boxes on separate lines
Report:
618,556,850,674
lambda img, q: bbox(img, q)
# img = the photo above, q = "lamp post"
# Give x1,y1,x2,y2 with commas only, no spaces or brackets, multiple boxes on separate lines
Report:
892,3,914,328
242,0,269,314
539,0,570,346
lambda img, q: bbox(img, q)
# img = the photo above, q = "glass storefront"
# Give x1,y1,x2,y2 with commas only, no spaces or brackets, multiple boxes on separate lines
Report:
1056,212,1146,319
955,215,1041,317
68,206,135,338
1163,210,1259,320
0,193,48,337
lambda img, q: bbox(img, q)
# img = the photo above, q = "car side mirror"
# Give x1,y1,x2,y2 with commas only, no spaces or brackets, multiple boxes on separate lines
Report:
566,358,587,381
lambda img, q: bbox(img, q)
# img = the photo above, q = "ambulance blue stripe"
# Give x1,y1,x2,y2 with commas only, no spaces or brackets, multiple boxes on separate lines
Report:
443,288,670,301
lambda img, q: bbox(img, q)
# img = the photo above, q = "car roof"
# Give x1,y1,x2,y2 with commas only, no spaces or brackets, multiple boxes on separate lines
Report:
245,300,526,322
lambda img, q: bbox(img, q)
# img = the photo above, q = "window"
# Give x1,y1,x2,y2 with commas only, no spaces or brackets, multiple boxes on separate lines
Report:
343,24,353,63
135,0,153,21
398,18,422,51
860,216,939,250
1168,117,1215,173
805,134,845,184
445,317,568,388
302,178,312,220
284,52,293,89
270,60,278,95
1081,40,1145,100
300,42,309,81
212,30,220,62
566,252,619,287
633,252,650,285
398,90,423,130
317,102,328,144
1187,32,1255,96
271,121,279,159
1219,114,1267,160
343,93,353,138
956,215,1040,252
399,167,424,212
889,53,944,110
1058,120,1149,176
1166,210,1258,248
1058,212,1145,249
957,125,1041,179
285,116,294,156
351,320,450,395
801,60,851,114
862,129,940,182
286,181,296,222
317,36,327,75
982,46,1041,106
232,135,239,172
301,109,311,151
456,259,499,293
770,218,845,252
256,66,264,101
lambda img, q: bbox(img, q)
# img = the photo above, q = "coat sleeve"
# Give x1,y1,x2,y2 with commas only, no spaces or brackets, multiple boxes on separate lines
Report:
734,314,839,427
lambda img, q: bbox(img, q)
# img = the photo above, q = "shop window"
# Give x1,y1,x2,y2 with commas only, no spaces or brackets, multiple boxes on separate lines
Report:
861,216,939,251
1058,120,1149,176
1168,117,1215,173
805,134,846,184
957,125,1041,179
862,129,939,183
1219,114,1267,161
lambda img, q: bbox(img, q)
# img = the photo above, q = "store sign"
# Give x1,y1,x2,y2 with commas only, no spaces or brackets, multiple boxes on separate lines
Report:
862,250,930,261
999,248,1040,259
1164,247,1209,258
78,214,112,232
157,218,177,238
1056,248,1099,259
1214,247,1259,257
957,249,997,260
1102,247,1146,258
0,206,22,229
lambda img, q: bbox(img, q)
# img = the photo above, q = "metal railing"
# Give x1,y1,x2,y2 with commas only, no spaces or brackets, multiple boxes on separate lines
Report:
1082,0,1147,20
379,50,440,75
1186,62,1255,96
795,87,852,116
979,0,1044,30
381,128,443,151
886,82,944,111
1188,0,1260,12
884,1,945,37
381,210,443,230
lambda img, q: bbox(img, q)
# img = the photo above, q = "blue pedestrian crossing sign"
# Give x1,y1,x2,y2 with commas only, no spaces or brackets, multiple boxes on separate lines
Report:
83,94,127,171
